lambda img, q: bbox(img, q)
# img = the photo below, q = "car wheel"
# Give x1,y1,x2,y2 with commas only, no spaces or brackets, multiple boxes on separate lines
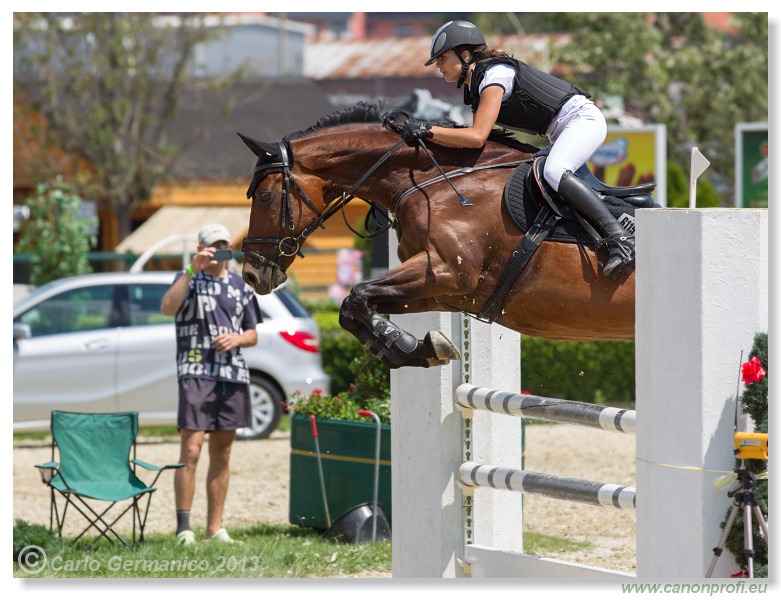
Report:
235,373,284,440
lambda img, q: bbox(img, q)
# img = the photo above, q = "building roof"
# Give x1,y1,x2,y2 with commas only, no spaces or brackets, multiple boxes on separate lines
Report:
168,78,335,180
115,205,250,254
304,33,571,80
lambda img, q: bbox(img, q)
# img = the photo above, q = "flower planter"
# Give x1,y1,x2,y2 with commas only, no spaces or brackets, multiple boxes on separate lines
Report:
289,412,391,530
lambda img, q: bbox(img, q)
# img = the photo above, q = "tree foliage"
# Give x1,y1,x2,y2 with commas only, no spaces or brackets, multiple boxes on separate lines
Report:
13,13,225,241
16,176,98,287
549,13,767,203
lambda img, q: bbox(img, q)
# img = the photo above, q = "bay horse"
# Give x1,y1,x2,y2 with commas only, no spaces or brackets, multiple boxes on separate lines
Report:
239,102,637,369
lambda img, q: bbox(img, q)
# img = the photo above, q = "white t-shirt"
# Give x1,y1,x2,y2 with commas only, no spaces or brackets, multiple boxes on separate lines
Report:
477,64,516,101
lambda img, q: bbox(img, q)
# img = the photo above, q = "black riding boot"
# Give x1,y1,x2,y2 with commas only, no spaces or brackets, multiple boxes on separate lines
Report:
558,170,635,279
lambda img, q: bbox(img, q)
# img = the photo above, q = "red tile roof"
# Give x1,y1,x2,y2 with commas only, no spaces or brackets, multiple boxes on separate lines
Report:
304,33,572,80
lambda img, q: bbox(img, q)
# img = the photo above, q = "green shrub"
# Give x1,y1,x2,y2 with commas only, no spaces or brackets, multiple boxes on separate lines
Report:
16,177,97,287
296,307,391,423
666,162,722,208
319,328,365,395
291,388,390,424
724,332,768,576
521,337,635,406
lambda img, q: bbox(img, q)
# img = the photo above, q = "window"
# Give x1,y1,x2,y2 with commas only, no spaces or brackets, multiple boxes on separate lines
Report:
15,285,117,337
128,284,175,326
274,289,310,318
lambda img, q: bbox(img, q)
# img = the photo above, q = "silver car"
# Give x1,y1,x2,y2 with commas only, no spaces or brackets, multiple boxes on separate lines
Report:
13,271,330,439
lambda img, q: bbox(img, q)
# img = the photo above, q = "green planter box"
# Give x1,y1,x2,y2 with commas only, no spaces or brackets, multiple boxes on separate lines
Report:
289,413,391,530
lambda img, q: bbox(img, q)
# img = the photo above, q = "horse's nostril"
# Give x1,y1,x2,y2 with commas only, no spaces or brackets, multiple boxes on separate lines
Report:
243,272,257,288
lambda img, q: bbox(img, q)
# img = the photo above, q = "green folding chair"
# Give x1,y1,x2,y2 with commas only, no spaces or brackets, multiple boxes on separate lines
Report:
35,411,183,550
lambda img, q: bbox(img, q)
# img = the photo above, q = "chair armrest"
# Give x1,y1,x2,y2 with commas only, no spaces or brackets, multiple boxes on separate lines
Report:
35,461,59,484
35,461,59,469
132,459,185,471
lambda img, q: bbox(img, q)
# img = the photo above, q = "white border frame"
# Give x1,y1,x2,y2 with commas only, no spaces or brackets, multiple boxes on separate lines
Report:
734,122,768,208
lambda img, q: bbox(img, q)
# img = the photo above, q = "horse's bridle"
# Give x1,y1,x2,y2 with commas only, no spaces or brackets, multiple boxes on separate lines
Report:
242,138,404,274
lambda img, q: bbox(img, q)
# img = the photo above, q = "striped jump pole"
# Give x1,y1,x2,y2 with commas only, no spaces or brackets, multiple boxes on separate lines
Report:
459,461,636,510
455,384,636,434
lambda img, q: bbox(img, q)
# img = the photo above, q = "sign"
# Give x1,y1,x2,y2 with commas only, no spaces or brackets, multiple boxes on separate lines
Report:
588,125,667,206
735,123,768,208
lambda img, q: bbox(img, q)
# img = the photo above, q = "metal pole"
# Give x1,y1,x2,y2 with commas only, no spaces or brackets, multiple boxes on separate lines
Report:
309,415,332,529
359,410,382,542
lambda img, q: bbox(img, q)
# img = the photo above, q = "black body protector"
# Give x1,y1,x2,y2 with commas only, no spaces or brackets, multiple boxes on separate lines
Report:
466,56,591,136
467,57,635,279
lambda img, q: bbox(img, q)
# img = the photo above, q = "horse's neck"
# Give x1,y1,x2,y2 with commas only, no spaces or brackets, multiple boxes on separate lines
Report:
295,127,526,209
296,129,407,208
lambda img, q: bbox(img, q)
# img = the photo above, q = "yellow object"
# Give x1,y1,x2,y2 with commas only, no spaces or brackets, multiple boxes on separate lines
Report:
734,432,768,460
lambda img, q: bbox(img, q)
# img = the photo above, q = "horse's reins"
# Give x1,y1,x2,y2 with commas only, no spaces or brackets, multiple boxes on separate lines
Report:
242,138,406,272
241,135,509,274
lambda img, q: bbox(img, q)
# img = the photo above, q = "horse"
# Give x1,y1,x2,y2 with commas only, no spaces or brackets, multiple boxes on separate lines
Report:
239,102,638,369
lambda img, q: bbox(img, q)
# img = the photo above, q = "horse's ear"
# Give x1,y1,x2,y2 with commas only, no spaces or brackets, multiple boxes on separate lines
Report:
237,132,272,158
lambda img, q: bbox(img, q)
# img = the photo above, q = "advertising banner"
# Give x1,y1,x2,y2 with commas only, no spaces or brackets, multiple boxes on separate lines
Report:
735,123,768,208
588,125,667,206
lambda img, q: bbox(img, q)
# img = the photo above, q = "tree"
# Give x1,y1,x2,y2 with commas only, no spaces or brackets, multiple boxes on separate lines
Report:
16,177,98,287
13,13,227,243
549,13,767,204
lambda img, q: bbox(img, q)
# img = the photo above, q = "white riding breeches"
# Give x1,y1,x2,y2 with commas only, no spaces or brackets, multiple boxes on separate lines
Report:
543,99,607,192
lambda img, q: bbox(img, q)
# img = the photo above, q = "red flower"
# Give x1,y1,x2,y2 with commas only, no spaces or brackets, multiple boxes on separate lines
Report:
741,356,766,385
731,570,749,578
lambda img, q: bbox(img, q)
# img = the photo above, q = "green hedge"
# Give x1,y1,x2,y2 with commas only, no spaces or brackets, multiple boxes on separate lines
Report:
521,337,635,406
312,307,636,408
312,310,365,395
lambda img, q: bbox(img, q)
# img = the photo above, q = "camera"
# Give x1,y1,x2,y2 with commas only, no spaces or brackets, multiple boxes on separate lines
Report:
212,249,233,261
734,432,768,461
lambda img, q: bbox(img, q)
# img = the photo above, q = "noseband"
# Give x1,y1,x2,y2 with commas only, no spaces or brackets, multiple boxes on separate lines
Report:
242,138,405,275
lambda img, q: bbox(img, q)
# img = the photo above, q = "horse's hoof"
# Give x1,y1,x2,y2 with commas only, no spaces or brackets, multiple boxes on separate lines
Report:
426,331,460,362
426,357,452,367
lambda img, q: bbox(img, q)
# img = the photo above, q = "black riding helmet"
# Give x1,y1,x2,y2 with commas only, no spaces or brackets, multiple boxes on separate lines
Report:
425,20,487,88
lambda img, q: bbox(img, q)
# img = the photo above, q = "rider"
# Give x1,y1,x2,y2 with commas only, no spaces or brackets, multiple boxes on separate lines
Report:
403,20,634,279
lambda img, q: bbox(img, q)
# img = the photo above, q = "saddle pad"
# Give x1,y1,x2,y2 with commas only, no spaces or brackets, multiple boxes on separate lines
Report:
504,162,638,245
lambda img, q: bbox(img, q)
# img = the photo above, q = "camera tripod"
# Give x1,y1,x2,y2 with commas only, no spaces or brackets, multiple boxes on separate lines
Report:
706,466,769,578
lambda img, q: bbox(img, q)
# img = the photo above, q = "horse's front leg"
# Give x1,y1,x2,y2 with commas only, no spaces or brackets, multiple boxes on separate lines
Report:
338,301,433,369
341,252,473,368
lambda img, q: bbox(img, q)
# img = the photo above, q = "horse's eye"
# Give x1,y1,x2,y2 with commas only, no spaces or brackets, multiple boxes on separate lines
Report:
259,192,272,203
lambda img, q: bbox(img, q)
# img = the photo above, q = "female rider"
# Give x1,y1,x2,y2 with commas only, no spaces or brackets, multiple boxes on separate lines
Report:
402,20,634,279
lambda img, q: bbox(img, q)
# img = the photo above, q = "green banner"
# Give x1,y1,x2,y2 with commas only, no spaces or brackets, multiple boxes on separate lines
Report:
738,125,768,208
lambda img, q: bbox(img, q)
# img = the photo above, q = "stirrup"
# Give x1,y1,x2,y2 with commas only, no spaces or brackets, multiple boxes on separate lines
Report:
601,236,635,279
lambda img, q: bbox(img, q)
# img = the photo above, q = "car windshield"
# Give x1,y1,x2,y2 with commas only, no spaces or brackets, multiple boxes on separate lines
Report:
274,290,310,318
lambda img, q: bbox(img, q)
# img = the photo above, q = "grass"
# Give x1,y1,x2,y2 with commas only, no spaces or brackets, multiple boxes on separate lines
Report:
14,521,391,579
14,518,585,579
13,415,293,444
524,531,591,556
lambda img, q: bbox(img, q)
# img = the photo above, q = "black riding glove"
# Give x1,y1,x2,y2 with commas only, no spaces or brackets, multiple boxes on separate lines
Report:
402,122,433,146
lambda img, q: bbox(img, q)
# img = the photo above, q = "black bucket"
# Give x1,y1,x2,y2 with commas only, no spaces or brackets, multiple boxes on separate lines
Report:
322,502,391,544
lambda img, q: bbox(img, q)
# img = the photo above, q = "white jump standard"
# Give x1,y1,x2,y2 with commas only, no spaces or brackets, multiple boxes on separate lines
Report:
390,208,768,579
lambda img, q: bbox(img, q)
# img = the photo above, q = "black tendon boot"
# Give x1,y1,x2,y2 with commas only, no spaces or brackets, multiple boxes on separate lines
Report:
558,170,635,279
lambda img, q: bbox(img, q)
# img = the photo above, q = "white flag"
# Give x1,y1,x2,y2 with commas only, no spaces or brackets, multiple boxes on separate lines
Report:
691,147,711,179
689,147,711,209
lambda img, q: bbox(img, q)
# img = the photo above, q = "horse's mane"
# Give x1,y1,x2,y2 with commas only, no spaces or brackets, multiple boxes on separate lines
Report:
286,101,540,154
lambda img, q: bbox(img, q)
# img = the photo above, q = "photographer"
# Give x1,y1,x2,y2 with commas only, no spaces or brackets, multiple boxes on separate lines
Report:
161,223,261,545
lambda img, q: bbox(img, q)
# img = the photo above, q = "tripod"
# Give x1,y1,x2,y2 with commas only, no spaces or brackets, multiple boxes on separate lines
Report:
706,466,769,578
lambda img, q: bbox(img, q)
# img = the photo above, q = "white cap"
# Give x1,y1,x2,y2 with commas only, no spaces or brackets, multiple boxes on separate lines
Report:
198,223,231,247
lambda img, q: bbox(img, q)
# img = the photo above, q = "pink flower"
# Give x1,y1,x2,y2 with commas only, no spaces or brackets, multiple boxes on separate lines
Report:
741,356,766,385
